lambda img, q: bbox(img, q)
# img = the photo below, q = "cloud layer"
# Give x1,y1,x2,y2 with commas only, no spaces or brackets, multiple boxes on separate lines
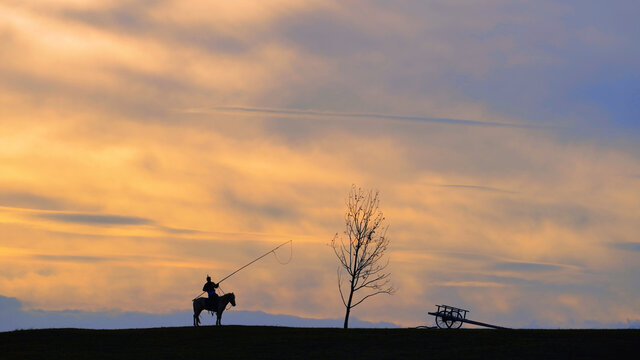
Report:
1,0,639,329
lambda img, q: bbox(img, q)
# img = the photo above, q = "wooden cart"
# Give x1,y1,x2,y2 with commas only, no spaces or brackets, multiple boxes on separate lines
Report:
427,304,509,329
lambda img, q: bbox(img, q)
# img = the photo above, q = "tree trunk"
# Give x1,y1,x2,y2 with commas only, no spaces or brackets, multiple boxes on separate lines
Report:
343,276,355,328
343,306,350,328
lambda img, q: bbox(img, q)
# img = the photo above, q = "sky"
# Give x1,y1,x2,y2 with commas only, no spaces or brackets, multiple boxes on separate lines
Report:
1,0,639,330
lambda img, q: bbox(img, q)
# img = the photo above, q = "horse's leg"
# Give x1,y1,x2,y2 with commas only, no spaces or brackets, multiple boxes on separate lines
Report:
193,301,202,327
193,309,200,327
216,303,223,326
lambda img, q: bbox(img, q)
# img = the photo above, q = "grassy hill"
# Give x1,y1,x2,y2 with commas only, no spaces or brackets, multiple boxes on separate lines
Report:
1,326,637,359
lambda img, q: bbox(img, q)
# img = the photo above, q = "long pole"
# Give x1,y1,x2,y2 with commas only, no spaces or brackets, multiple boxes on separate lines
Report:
218,240,292,284
193,240,292,300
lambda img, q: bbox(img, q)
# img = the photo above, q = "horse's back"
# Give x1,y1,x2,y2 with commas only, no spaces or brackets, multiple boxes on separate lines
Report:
193,297,205,311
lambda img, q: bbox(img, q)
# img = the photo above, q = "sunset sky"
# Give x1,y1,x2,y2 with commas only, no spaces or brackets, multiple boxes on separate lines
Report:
1,0,639,329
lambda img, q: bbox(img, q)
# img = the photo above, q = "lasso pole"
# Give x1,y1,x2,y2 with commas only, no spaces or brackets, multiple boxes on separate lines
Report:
192,240,292,300
218,240,292,283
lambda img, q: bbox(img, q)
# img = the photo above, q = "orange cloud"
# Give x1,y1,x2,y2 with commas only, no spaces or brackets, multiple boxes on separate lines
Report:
1,1,639,329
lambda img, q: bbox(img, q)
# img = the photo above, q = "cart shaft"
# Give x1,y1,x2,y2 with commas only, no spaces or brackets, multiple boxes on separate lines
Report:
427,312,509,329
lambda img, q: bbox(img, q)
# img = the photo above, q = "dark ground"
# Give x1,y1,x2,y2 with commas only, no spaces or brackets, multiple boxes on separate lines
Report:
0,326,637,359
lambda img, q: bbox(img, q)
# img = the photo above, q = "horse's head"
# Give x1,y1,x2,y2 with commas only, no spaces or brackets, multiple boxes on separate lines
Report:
230,292,236,307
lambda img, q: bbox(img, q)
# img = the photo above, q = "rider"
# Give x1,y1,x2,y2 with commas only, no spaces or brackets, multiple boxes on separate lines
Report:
202,275,219,309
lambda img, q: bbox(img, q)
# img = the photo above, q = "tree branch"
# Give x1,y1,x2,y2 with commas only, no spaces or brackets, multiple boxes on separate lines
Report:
331,185,394,328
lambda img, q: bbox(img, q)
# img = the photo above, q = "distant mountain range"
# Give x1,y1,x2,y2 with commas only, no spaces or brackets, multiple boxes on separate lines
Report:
0,295,398,332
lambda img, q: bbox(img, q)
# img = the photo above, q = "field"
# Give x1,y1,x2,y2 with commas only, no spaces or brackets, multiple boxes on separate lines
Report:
1,326,637,359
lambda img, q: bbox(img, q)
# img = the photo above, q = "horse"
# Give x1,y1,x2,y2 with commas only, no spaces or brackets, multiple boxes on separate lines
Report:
193,292,236,326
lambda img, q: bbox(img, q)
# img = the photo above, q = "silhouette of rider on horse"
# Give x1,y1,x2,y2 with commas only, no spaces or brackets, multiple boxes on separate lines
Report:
203,275,219,310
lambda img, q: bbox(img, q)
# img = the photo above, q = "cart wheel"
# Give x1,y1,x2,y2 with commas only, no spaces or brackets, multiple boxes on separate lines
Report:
435,310,463,329
450,310,463,329
435,312,447,328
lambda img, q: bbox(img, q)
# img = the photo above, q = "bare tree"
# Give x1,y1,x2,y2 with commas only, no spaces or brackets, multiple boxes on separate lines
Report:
332,185,394,328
